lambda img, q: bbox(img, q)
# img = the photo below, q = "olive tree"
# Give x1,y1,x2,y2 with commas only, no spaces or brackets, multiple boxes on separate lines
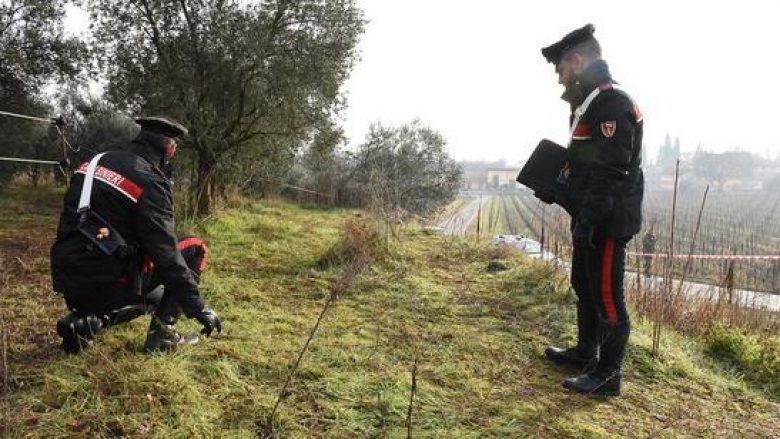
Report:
0,0,87,187
348,120,463,219
86,0,364,214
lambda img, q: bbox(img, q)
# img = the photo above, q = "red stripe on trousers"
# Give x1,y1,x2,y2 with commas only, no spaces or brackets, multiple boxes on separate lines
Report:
601,238,618,323
178,237,209,272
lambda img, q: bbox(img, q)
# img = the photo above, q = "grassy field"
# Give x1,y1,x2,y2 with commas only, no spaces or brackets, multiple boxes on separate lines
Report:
1,185,778,438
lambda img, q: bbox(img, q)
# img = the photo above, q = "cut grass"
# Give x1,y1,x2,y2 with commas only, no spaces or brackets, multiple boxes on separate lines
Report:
0,185,778,438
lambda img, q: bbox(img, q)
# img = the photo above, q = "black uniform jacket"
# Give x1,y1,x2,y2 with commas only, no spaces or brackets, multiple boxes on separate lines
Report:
50,132,205,317
560,60,644,238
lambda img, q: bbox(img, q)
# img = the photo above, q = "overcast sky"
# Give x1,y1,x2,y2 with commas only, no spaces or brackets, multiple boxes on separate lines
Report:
66,1,780,164
342,0,780,163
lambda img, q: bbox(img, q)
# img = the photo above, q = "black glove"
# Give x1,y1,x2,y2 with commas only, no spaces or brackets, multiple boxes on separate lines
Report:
534,190,555,205
573,218,596,249
195,308,222,337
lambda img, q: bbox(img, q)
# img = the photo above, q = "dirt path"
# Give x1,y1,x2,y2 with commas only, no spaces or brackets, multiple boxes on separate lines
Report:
629,271,780,312
437,197,481,235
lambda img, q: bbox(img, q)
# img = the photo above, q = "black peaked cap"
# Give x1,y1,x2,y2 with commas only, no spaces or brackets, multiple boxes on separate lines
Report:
135,116,188,138
541,24,596,65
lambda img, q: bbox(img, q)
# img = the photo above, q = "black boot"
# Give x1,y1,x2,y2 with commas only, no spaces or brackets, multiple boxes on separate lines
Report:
563,320,630,397
544,345,597,370
107,304,148,325
56,312,105,354
545,304,598,370
563,370,621,396
143,315,199,353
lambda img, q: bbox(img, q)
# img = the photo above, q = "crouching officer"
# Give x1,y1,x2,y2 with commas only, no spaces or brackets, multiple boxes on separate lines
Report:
50,116,222,354
537,24,644,396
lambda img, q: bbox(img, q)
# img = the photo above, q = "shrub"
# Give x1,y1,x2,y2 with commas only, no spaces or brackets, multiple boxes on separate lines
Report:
703,325,779,397
317,218,384,269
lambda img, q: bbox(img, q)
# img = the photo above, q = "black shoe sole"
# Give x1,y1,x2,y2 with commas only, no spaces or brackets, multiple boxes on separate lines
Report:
562,380,621,397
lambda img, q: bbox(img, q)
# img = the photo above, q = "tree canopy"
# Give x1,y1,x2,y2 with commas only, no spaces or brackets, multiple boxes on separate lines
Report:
86,0,365,214
348,120,463,217
691,149,757,191
0,0,87,187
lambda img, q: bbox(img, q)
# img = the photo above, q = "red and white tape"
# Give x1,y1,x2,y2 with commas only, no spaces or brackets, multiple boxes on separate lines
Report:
628,252,780,261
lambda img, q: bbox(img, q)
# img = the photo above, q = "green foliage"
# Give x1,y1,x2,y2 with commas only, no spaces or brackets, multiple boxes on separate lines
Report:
86,0,366,214
292,121,349,202
348,120,463,217
703,325,779,397
55,88,139,155
0,0,88,187
0,100,57,188
703,326,759,368
0,0,86,91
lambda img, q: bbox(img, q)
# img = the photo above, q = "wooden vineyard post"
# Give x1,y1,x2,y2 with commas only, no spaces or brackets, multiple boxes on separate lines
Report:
653,159,680,358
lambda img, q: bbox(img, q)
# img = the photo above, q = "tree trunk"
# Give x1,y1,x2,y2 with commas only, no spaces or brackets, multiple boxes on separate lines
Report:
193,149,217,217
30,166,40,188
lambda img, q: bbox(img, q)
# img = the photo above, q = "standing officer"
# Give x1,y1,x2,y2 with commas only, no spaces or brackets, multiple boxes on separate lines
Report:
536,24,644,396
51,117,222,354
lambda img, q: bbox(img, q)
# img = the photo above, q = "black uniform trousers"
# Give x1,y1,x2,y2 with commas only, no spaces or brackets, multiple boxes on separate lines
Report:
63,236,209,324
570,234,631,372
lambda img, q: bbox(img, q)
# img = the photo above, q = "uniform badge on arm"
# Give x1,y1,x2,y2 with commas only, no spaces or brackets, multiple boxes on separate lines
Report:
600,121,616,138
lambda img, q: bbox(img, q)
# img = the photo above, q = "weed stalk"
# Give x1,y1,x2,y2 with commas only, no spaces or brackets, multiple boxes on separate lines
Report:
266,252,370,431
653,159,680,357
405,356,418,439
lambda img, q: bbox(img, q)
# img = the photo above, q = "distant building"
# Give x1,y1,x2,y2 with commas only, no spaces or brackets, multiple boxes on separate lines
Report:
486,168,520,188
458,160,524,191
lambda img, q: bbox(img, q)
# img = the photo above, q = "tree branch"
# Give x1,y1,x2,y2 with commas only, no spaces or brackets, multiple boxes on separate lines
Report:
133,0,167,66
0,1,25,38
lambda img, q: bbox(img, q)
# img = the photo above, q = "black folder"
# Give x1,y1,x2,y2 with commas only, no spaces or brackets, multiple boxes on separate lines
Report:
515,139,567,195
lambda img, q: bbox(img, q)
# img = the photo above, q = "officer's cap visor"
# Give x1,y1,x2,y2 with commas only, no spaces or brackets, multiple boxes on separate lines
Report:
135,117,188,139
